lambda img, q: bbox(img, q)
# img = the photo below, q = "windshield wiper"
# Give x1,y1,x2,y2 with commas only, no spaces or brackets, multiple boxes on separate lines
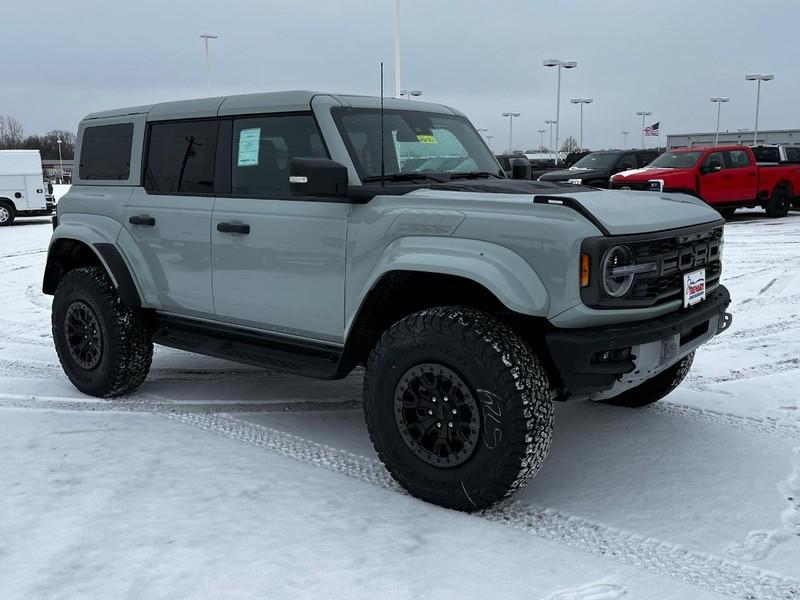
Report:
448,171,502,180
363,172,448,183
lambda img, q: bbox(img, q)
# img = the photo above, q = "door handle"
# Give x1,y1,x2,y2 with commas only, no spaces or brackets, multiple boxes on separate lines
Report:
217,222,250,235
129,215,155,226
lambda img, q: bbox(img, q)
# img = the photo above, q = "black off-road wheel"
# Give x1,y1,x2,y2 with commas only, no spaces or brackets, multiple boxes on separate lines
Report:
602,352,694,408
52,266,153,398
765,186,791,218
363,306,554,511
0,201,15,226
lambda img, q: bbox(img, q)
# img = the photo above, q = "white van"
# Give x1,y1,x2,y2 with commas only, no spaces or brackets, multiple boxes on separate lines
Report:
0,150,55,226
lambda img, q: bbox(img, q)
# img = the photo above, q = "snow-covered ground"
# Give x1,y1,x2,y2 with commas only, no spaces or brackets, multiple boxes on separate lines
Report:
2,211,800,599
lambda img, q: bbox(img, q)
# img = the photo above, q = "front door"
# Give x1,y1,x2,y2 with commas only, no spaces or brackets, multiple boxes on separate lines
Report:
723,149,758,202
120,119,217,317
211,113,348,342
698,151,728,204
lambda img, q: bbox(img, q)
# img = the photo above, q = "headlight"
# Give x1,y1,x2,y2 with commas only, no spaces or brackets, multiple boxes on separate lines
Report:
602,245,635,297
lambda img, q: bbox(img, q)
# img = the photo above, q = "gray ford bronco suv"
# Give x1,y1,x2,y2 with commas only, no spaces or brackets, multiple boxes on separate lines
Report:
44,91,732,511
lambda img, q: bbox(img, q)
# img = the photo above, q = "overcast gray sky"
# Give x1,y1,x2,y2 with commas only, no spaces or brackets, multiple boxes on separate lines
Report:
2,0,798,150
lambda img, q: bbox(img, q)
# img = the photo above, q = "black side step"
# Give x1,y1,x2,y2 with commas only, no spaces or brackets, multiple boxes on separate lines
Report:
153,315,343,380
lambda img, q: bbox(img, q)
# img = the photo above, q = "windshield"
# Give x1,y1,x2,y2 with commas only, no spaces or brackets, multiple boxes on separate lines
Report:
571,152,620,169
332,108,502,180
649,151,704,168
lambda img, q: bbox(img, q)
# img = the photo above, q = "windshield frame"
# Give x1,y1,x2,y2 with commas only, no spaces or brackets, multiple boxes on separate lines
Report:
331,107,503,182
648,151,704,169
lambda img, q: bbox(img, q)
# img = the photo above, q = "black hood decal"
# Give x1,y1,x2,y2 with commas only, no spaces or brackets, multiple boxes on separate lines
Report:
427,179,591,195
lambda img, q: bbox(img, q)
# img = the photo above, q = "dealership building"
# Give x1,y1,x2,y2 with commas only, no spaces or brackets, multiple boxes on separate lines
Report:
666,129,800,149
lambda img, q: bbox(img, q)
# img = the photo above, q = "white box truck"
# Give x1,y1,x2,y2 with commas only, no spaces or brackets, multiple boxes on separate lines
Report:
0,150,55,226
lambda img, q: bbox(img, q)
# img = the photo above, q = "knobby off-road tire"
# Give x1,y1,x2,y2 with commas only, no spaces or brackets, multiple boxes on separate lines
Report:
765,186,791,218
52,266,153,398
602,351,695,408
0,201,15,226
363,306,554,511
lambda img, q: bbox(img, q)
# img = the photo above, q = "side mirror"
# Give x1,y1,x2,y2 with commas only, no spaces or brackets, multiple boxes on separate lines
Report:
700,164,722,174
510,158,531,180
289,158,348,197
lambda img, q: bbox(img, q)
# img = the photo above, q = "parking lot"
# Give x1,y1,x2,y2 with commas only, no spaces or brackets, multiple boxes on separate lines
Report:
2,212,800,599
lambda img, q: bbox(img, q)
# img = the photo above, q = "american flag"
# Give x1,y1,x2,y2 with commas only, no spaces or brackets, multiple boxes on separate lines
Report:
644,122,660,136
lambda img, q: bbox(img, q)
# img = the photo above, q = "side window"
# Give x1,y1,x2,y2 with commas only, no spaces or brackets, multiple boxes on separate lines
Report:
79,123,133,180
144,120,218,194
703,152,725,171
727,150,752,169
785,147,800,162
616,154,637,170
638,153,656,166
231,114,328,197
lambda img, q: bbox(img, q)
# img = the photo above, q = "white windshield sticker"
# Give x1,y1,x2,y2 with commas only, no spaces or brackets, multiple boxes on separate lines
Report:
237,128,261,167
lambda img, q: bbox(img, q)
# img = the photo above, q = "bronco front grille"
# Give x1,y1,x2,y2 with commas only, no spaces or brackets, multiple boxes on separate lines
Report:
580,223,724,309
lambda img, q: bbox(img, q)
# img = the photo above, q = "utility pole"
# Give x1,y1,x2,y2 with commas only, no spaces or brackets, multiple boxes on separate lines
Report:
543,59,577,164
200,33,218,93
745,74,774,145
636,111,652,149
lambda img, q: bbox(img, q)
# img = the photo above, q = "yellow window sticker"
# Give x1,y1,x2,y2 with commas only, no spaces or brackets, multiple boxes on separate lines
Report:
416,134,437,144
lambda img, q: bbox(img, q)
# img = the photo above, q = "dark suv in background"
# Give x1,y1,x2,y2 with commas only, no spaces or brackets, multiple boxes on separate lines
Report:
538,149,659,188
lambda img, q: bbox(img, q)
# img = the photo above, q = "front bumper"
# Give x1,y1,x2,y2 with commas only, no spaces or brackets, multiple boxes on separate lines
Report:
546,285,732,397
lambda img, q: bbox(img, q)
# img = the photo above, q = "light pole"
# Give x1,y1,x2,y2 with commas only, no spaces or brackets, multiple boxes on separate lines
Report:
394,0,401,97
399,89,422,100
56,138,63,184
538,129,546,154
486,135,494,152
200,33,218,93
710,97,730,145
745,74,774,145
545,120,556,161
502,112,520,153
622,130,629,147
570,98,593,151
543,59,577,164
636,111,653,149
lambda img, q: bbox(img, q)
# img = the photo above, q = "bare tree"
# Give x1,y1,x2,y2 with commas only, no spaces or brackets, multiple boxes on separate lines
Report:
560,135,579,154
0,116,25,148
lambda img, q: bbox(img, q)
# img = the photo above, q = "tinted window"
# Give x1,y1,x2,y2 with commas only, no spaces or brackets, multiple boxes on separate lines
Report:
144,120,218,194
638,152,657,166
650,151,703,168
703,152,725,170
751,146,780,162
79,123,133,180
572,152,619,169
727,150,751,168
616,154,638,170
785,147,800,162
231,114,327,196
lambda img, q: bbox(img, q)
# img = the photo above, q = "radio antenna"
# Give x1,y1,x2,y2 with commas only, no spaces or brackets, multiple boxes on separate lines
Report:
380,61,386,187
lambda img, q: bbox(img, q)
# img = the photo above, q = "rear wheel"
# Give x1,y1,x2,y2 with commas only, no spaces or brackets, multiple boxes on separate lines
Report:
718,207,736,219
765,186,791,218
363,306,554,511
52,266,153,397
0,201,15,226
602,352,694,408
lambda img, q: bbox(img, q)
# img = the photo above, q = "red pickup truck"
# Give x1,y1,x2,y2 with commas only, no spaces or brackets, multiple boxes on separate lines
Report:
609,145,800,218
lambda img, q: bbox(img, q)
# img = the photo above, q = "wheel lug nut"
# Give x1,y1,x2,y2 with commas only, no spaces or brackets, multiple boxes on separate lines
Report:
436,422,441,428
448,422,453,428
427,409,433,415
432,397,437,403
444,396,449,402
452,408,457,414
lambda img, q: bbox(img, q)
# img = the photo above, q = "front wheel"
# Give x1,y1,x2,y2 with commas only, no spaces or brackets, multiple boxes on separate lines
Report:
601,352,694,408
52,266,153,397
363,307,554,511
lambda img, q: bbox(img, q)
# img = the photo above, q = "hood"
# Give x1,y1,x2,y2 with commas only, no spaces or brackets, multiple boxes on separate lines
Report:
538,168,608,182
612,166,682,182
416,179,721,236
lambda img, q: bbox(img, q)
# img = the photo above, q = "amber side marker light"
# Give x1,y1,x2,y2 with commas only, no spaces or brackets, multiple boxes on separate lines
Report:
580,254,590,287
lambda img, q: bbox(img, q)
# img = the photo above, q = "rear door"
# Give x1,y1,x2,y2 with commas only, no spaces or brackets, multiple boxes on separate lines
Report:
723,149,758,201
122,119,217,317
211,112,348,342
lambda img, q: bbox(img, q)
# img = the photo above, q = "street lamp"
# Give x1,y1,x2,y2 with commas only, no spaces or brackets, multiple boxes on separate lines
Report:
486,135,494,152
545,120,556,161
636,111,653,149
477,128,488,138
570,98,593,151
710,97,730,145
56,138,63,184
400,89,422,99
395,0,401,97
745,74,774,145
200,33,218,93
538,129,546,154
543,59,577,164
502,112,520,153
622,130,629,147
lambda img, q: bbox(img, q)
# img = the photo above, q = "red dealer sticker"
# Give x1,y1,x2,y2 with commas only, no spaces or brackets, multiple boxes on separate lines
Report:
683,268,706,308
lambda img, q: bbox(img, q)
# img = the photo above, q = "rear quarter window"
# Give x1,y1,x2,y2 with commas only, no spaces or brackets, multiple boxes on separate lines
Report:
79,123,134,180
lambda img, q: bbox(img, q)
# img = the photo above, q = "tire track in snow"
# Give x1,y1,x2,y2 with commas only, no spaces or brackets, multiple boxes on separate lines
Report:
685,358,800,386
541,582,626,600
164,411,800,599
704,317,800,347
